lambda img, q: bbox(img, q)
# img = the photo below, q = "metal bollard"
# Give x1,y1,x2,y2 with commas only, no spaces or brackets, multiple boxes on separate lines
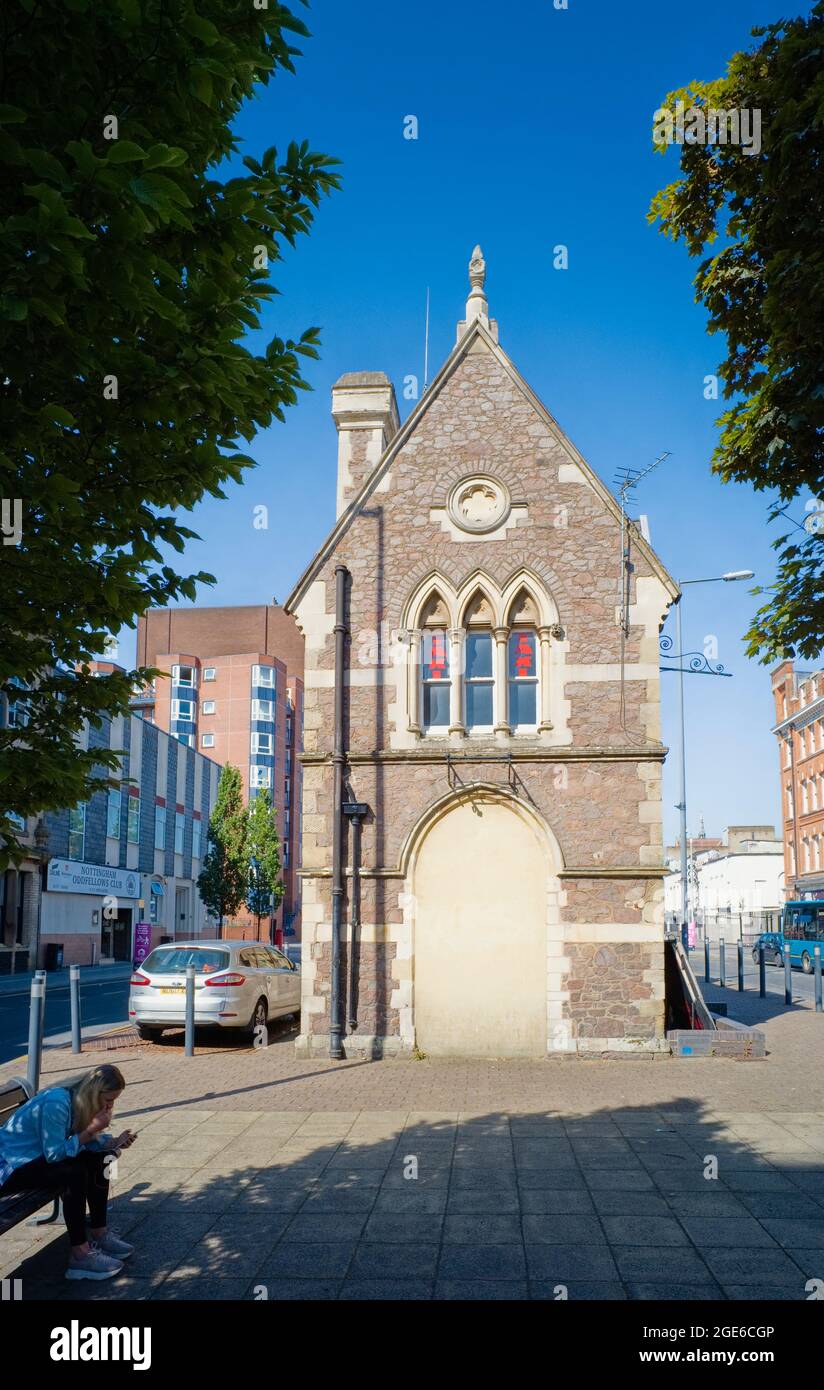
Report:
704,937,711,984
719,937,726,989
26,975,46,1094
815,945,823,1015
737,940,745,992
184,964,195,1057
759,944,766,999
784,949,793,1006
69,964,82,1054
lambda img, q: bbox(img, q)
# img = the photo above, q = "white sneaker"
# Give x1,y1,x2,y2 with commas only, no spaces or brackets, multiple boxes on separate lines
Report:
65,1247,124,1281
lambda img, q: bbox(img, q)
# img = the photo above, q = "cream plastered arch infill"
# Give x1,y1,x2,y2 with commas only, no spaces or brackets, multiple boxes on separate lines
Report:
392,782,568,1055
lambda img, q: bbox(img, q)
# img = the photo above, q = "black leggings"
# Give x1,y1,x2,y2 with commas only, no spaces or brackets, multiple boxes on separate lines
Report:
0,1149,109,1245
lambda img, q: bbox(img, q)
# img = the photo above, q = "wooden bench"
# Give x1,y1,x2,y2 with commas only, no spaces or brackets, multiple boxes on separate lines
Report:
0,1078,60,1236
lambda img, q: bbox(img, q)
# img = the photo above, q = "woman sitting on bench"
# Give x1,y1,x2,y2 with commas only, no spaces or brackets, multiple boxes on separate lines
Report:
0,1062,137,1281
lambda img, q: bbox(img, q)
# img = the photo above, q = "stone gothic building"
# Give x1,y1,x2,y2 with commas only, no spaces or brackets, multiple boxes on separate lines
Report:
286,248,677,1058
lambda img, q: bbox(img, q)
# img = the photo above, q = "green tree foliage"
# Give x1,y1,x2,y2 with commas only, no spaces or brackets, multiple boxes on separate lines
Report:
245,787,284,935
197,764,247,935
648,3,824,662
0,0,340,865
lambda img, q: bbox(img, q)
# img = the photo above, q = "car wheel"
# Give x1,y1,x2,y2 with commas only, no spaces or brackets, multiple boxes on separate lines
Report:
775,953,784,968
247,996,268,1035
752,949,760,965
802,952,813,974
137,1024,161,1041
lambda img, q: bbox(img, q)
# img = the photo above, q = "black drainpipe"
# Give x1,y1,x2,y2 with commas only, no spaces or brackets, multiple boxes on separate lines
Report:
329,564,348,1060
346,808,363,1034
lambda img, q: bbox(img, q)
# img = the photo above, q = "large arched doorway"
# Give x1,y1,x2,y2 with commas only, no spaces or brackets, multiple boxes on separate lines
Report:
412,790,550,1057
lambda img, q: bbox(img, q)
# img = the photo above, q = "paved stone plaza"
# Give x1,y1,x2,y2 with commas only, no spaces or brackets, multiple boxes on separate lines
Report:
1,987,823,1301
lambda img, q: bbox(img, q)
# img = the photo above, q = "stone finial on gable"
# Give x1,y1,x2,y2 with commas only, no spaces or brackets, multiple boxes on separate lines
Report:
457,244,499,343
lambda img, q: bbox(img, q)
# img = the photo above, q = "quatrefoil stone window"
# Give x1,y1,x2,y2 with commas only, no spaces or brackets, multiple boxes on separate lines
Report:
447,475,511,535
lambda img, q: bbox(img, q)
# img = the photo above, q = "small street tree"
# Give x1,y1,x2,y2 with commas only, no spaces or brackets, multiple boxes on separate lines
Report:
197,765,247,938
245,787,284,941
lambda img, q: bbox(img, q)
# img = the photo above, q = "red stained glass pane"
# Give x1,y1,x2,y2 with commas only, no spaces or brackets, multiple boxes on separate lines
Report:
508,629,536,679
423,630,449,681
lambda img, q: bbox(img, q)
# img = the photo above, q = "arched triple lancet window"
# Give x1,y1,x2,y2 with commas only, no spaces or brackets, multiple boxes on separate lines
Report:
405,572,560,739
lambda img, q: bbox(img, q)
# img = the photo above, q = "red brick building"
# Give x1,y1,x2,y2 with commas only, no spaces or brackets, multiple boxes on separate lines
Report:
772,660,824,899
136,605,304,939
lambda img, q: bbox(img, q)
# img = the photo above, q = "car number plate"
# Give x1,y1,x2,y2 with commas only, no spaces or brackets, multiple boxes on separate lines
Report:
159,986,185,995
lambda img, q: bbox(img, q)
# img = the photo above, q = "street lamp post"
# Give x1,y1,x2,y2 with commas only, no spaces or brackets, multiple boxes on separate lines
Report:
672,571,754,938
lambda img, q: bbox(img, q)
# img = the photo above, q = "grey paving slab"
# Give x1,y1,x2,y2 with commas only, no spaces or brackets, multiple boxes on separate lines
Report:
530,1280,627,1300
348,1243,439,1279
361,1212,444,1244
443,1215,522,1244
525,1244,620,1281
437,1244,527,1280
522,1215,607,1245
520,1189,597,1214
259,1242,356,1279
445,1188,521,1214
626,1283,725,1300
601,1216,690,1246
435,1280,529,1300
340,1279,434,1300
760,1218,824,1248
611,1246,715,1284
700,1247,809,1284
680,1217,781,1248
283,1213,369,1242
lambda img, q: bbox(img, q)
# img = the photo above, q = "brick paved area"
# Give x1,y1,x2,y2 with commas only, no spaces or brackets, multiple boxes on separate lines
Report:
1,988,823,1300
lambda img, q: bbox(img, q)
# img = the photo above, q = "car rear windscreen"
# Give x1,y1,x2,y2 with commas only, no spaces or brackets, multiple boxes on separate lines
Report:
142,947,230,975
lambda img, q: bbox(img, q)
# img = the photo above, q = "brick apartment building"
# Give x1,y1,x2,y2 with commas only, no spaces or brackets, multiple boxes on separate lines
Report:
0,678,219,972
285,247,678,1058
772,660,824,899
136,604,304,939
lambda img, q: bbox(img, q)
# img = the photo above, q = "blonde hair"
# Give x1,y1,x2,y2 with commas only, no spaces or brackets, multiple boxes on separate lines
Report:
68,1064,126,1133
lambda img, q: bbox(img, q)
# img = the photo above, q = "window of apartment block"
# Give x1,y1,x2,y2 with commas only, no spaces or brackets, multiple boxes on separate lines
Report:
174,812,184,855
251,732,273,755
68,804,86,861
252,664,276,689
283,840,290,866
284,777,290,799
174,732,194,748
804,838,811,871
203,668,216,682
250,765,272,789
201,733,215,749
106,789,121,839
192,821,202,859
813,779,820,812
802,779,809,814
786,783,794,818
201,700,215,715
252,699,274,722
127,793,140,844
172,664,196,687
285,748,292,773
171,698,195,721
154,806,166,851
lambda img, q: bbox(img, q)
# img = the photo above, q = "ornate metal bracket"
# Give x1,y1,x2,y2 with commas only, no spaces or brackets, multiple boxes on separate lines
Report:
659,634,731,677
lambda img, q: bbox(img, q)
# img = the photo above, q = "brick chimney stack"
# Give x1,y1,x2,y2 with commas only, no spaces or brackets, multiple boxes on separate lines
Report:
331,371,399,518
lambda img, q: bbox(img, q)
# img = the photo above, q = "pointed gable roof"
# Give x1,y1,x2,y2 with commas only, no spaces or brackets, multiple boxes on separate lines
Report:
285,314,678,612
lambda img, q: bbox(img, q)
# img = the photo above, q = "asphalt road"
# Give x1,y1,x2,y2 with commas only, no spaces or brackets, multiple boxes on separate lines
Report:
698,943,823,1009
0,977,130,1065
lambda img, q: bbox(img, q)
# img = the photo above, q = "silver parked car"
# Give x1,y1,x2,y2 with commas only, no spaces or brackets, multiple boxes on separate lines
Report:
129,940,301,1040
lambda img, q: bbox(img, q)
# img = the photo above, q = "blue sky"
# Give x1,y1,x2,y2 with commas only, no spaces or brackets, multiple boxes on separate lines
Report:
118,0,802,844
